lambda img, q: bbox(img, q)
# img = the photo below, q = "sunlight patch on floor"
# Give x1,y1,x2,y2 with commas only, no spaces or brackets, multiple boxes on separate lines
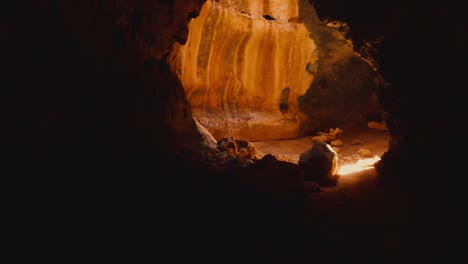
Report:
337,156,381,175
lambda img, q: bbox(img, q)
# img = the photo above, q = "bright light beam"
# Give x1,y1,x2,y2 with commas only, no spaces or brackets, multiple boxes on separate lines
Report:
337,156,381,175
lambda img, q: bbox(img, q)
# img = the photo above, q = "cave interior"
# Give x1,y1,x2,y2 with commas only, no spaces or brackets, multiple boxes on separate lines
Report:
5,0,465,262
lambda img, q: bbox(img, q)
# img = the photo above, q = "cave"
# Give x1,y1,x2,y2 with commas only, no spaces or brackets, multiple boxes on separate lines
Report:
167,0,390,177
6,0,464,263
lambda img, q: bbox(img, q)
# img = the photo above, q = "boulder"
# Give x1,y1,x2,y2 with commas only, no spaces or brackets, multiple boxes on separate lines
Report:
298,141,339,186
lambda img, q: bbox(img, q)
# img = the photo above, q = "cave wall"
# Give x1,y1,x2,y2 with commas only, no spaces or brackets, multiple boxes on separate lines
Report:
7,0,462,180
298,0,383,133
169,0,383,141
5,0,208,167
311,0,466,179
169,0,318,141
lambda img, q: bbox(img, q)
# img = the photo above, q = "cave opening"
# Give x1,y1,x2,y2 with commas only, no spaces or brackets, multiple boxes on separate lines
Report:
168,0,390,177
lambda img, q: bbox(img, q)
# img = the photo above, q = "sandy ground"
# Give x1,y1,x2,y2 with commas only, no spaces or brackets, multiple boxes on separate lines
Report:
252,125,390,165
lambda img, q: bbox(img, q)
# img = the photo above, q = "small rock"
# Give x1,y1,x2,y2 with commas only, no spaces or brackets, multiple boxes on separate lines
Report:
311,128,343,143
311,135,330,143
356,148,372,158
274,155,291,162
330,139,343,147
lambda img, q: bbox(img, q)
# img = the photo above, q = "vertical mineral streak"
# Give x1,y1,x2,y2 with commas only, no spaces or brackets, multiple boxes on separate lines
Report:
170,0,318,141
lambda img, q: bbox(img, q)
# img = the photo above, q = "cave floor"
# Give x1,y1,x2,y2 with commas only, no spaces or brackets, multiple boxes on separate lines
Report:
300,168,412,263
251,126,414,262
252,124,390,189
252,125,390,165
182,126,435,262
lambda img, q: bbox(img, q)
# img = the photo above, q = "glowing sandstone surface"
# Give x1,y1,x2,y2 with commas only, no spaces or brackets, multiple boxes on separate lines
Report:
170,0,318,141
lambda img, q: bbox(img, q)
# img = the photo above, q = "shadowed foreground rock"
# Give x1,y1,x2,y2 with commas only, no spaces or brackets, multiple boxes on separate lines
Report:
223,154,304,201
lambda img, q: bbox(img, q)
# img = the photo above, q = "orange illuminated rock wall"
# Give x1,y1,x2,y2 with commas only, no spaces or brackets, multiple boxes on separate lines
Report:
169,0,318,141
